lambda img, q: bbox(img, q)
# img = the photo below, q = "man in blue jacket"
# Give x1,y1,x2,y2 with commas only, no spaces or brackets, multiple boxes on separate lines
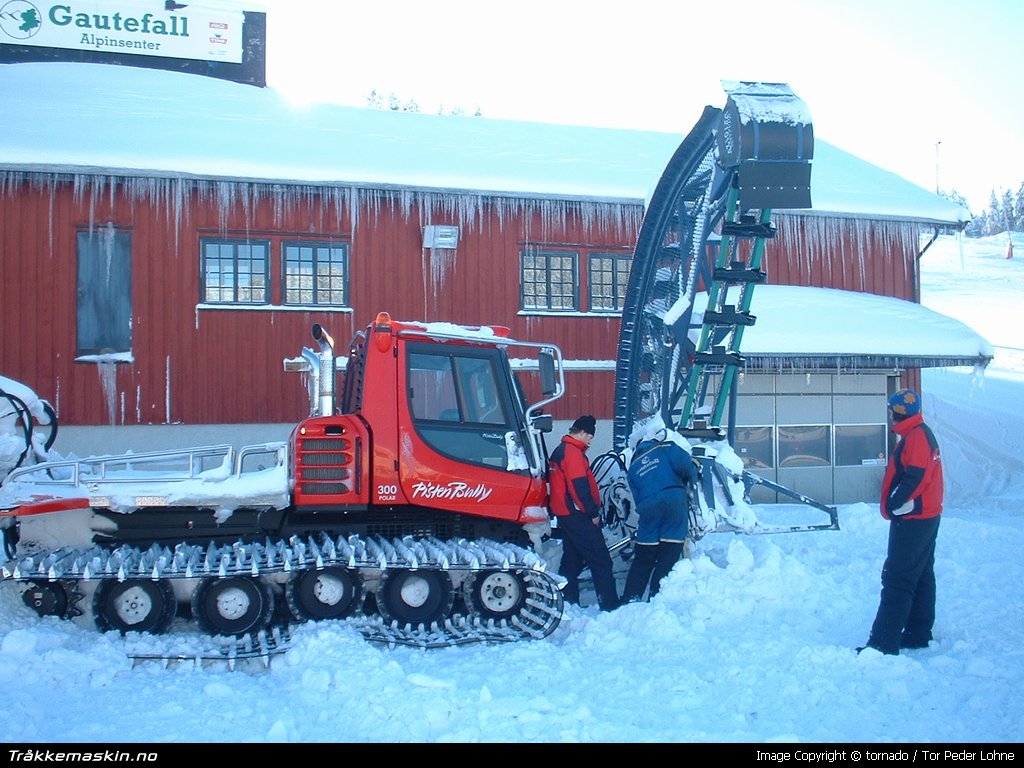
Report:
621,428,697,603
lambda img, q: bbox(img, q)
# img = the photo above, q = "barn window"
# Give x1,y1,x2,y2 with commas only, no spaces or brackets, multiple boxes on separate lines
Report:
588,252,631,312
520,249,578,311
76,227,132,357
282,241,350,306
200,238,270,304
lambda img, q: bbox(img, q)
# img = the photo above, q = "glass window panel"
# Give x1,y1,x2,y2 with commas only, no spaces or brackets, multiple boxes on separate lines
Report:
589,252,631,312
284,241,349,306
76,229,132,355
735,426,774,469
408,352,458,420
455,356,508,425
835,424,887,466
520,249,578,311
200,238,269,304
778,425,831,468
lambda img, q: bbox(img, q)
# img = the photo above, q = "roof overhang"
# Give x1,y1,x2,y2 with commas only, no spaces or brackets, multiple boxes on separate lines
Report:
741,353,992,373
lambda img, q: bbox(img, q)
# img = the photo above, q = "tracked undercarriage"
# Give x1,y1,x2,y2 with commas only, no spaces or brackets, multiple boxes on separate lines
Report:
4,529,565,658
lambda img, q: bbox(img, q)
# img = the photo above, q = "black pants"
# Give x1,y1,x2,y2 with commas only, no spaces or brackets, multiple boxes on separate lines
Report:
557,514,619,611
621,541,685,603
868,516,941,654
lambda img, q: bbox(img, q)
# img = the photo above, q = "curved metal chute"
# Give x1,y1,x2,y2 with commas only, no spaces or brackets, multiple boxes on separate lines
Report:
604,82,837,541
614,82,814,450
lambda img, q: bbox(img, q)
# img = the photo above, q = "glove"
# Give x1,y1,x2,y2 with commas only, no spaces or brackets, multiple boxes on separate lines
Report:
890,501,915,516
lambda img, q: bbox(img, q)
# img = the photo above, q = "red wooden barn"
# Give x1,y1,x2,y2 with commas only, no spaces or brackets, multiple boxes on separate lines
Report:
0,51,991,504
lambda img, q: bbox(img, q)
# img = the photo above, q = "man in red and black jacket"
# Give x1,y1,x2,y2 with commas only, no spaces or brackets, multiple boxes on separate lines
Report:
861,388,944,655
548,415,619,611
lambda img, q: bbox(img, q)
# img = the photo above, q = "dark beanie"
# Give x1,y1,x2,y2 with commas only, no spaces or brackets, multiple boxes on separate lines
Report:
570,415,596,435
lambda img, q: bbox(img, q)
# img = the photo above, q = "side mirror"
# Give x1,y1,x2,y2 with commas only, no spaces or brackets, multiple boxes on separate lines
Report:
532,414,553,433
539,349,557,397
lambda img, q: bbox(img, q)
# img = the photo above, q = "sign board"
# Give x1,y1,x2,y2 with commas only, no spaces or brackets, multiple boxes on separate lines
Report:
0,1,245,64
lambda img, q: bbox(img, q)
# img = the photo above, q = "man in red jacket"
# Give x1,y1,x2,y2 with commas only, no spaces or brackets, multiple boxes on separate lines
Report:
548,415,619,611
861,388,944,655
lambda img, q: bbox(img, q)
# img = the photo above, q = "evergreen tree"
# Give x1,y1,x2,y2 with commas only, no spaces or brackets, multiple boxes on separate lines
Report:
1001,189,1016,233
987,191,1004,236
939,189,970,235
942,188,969,210
967,210,988,237
1014,182,1024,233
365,90,481,117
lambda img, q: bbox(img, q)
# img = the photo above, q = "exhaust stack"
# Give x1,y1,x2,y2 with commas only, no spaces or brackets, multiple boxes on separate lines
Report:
311,324,336,417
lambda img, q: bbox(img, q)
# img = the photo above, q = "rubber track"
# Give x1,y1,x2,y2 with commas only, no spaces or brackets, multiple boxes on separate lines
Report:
2,533,566,656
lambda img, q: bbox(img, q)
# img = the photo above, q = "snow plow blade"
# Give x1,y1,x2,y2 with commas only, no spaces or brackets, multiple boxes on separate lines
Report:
745,473,839,532
689,451,840,538
738,471,840,533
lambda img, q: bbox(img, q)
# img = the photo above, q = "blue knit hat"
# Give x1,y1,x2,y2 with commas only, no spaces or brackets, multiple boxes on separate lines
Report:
888,388,921,419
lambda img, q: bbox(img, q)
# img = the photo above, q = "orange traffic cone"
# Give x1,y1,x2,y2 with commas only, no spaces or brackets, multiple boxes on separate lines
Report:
1008,239,1014,260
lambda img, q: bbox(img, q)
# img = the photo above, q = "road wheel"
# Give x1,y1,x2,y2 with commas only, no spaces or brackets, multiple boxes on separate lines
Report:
467,569,527,622
376,569,453,626
286,567,362,621
22,579,71,618
191,576,274,637
93,579,176,635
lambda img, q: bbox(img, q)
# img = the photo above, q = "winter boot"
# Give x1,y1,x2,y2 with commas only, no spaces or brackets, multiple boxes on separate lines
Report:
649,541,685,597
900,631,932,650
621,543,659,603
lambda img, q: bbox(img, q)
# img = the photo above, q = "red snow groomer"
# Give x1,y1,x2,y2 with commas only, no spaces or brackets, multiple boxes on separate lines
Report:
1,314,567,655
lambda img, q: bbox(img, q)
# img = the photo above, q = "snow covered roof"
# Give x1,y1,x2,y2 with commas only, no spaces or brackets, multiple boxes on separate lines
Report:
741,285,993,370
0,62,968,226
560,282,993,373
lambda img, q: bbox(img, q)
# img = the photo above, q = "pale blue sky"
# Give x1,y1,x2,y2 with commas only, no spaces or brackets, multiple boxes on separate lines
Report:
258,0,1019,213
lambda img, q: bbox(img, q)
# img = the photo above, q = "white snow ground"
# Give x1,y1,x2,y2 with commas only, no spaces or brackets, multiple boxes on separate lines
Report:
0,233,1021,746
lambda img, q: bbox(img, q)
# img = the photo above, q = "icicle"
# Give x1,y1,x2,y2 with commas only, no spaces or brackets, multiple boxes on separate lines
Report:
95,360,117,427
775,212,918,293
2,171,643,266
165,356,172,425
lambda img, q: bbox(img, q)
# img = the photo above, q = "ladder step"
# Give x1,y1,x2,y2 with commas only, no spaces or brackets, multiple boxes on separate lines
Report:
721,218,777,239
703,306,756,327
680,424,727,441
713,263,766,284
694,346,744,366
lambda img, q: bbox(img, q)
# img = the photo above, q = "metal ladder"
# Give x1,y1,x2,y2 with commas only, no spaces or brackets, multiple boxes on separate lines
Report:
678,189,773,441
613,81,814,449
